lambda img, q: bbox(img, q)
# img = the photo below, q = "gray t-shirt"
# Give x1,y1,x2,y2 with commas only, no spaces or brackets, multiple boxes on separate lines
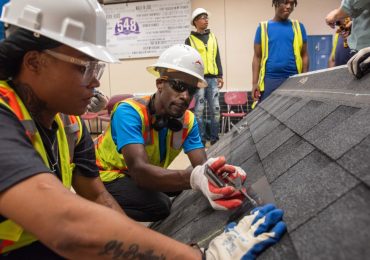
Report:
341,0,370,50
0,105,99,193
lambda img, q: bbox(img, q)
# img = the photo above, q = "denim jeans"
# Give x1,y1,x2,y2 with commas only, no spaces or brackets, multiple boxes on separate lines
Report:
194,77,220,142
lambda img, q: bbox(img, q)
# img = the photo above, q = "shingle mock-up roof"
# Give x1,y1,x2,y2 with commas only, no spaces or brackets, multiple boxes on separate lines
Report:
151,66,370,260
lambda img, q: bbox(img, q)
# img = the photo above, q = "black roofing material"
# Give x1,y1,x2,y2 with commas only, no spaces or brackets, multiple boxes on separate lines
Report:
151,67,370,259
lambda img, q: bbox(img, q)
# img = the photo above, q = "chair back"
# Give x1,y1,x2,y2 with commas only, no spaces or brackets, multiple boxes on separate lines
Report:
188,97,196,110
107,94,134,114
224,91,248,106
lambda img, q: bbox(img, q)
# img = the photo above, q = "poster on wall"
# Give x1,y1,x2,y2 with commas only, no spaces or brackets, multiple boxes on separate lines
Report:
103,0,191,59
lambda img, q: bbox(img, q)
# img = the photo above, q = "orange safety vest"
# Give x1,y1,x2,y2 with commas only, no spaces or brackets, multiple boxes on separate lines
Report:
0,81,82,253
95,96,195,182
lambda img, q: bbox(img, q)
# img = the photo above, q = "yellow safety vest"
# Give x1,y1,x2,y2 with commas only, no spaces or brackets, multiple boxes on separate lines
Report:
0,81,82,253
96,96,195,182
258,19,303,92
189,32,219,75
330,33,340,60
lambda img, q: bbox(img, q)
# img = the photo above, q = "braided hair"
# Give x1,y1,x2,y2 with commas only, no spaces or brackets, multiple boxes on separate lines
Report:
272,0,297,7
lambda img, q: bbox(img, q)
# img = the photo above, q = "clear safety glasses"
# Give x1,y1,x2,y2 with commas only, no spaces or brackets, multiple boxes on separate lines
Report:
43,49,106,85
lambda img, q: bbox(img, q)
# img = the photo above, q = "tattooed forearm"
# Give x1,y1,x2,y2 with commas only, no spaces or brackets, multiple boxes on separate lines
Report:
99,240,166,260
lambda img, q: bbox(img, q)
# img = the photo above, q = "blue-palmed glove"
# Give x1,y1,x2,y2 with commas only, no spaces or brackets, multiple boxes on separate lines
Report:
205,204,287,260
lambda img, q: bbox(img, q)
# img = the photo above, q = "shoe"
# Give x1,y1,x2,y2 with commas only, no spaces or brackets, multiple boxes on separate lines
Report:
210,139,218,145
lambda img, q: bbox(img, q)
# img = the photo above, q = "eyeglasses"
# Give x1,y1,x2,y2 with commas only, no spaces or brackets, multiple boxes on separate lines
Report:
43,49,106,86
196,14,208,21
163,78,199,96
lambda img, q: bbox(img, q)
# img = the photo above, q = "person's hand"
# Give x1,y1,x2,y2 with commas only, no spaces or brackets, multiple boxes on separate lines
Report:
347,47,370,79
325,9,340,28
190,156,247,210
342,19,352,39
217,78,224,89
87,90,108,112
252,83,260,101
205,204,287,260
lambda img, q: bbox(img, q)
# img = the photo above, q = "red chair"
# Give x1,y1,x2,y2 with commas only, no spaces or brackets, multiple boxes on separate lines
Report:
221,91,248,134
98,94,134,132
188,97,196,110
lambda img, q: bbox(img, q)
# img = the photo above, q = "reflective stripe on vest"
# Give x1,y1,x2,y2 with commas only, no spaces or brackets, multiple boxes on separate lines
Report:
330,33,340,60
189,32,219,75
0,81,82,253
96,96,194,182
258,20,303,92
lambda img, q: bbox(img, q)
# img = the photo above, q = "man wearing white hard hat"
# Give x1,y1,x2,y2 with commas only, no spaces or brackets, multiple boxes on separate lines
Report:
185,8,224,146
95,44,247,222
0,0,286,258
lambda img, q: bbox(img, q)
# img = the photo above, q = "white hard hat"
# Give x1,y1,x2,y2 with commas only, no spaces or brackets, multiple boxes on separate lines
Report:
147,44,207,88
0,0,118,63
191,8,209,26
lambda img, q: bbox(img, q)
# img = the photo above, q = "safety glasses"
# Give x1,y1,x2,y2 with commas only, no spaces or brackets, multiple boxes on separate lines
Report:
196,14,208,21
162,78,199,96
43,49,106,86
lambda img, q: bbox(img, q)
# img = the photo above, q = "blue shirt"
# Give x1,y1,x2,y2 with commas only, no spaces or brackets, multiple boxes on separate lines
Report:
0,0,10,40
111,102,203,162
254,19,307,79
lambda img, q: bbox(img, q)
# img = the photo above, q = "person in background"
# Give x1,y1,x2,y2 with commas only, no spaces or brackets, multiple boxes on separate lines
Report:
326,0,370,53
95,44,247,222
252,0,309,108
328,17,352,67
185,8,223,146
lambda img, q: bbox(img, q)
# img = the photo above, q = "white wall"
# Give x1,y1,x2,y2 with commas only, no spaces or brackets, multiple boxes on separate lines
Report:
99,0,340,97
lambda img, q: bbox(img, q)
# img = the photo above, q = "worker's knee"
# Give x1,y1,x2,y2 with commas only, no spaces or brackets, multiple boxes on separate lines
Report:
124,193,172,222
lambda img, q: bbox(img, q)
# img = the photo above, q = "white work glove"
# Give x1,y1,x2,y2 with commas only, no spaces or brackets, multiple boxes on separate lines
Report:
190,156,247,210
347,47,370,79
87,89,108,112
206,204,287,260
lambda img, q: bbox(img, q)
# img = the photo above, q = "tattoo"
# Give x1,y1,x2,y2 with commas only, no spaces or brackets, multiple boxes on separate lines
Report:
12,81,47,121
99,240,166,260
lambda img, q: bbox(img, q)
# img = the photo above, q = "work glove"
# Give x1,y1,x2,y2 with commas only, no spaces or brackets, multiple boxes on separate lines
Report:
190,156,247,210
206,204,287,260
347,47,370,79
87,89,108,112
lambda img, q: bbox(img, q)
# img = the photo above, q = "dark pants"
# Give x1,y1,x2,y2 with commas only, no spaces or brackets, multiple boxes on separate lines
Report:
104,177,181,222
260,77,288,102
1,241,65,259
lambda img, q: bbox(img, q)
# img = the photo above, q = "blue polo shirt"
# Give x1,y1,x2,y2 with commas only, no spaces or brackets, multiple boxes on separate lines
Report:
254,19,307,79
111,102,203,162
